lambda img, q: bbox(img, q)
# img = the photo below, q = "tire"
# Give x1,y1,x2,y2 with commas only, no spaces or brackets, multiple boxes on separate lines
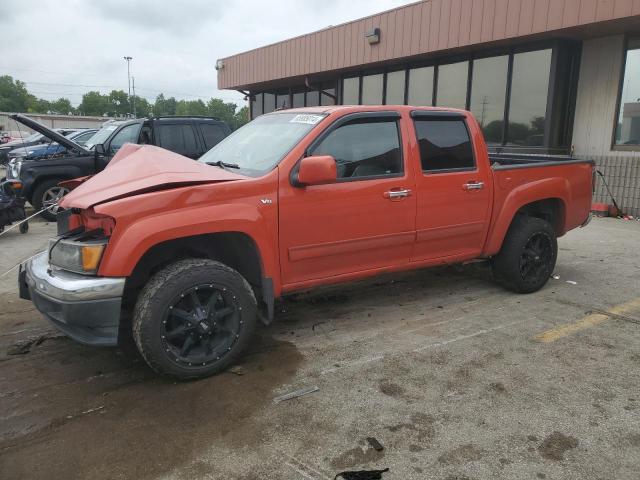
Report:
492,215,557,294
31,179,69,222
132,258,257,379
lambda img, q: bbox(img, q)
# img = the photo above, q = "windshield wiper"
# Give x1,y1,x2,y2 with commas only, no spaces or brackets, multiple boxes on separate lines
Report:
206,160,240,169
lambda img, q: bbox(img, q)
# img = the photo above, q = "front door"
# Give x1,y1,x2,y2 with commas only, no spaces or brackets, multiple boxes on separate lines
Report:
410,113,492,262
279,113,416,287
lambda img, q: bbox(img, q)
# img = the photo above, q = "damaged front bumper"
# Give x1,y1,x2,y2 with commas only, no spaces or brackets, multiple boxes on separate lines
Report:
19,252,126,346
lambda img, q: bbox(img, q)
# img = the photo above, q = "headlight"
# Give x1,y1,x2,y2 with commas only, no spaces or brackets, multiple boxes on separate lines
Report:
49,238,108,275
8,158,22,179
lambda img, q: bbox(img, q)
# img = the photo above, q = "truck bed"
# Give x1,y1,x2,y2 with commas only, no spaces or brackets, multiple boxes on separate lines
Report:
489,153,595,170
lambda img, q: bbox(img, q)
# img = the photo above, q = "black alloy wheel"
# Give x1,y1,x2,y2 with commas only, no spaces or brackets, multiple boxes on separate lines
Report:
132,258,257,379
161,284,243,367
519,232,554,289
492,215,557,293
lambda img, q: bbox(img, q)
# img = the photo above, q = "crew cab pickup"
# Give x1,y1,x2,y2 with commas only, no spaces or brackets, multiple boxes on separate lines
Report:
18,106,594,379
8,114,231,221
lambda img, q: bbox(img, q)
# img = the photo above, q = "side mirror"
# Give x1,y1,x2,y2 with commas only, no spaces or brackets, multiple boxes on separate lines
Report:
94,143,106,156
297,155,337,186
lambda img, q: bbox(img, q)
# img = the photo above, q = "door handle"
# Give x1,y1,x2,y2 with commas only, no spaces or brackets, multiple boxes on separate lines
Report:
383,188,412,199
463,181,484,191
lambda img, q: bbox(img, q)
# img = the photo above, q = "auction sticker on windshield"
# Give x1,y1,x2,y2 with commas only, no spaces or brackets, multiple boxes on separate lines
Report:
289,114,323,125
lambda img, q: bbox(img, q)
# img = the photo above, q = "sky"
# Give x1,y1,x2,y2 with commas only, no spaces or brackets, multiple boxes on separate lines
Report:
1,0,408,108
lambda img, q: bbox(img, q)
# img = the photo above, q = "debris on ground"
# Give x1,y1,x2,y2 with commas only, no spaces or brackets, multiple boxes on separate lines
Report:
229,365,247,376
566,280,577,285
552,274,560,280
6,332,63,355
366,437,384,451
273,385,319,403
334,467,389,479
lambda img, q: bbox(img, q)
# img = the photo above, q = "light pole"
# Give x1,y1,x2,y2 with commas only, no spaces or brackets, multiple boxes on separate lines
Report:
123,56,132,117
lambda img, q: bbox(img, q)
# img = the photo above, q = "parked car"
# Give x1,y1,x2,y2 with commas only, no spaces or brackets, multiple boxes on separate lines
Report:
19,106,594,379
6,128,98,163
7,114,231,220
0,128,77,165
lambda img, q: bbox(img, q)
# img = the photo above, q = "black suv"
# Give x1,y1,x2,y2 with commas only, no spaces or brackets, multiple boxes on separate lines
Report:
8,114,231,220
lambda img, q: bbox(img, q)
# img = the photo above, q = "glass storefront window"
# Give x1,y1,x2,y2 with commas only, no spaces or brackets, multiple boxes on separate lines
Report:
263,93,276,114
407,66,434,106
276,93,290,109
361,73,383,105
436,61,469,109
251,93,263,119
292,92,305,108
342,77,359,104
321,82,336,106
306,91,320,107
385,70,405,105
507,49,552,146
470,56,508,144
614,39,640,147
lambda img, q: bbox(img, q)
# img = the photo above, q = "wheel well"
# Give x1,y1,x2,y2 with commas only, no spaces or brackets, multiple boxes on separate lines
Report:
123,232,264,305
514,198,565,235
29,175,71,203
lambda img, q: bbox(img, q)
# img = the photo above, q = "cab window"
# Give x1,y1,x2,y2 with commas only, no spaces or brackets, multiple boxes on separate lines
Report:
311,118,402,179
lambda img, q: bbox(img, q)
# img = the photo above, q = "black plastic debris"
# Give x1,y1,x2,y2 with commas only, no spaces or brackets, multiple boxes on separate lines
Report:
366,437,384,451
334,468,389,480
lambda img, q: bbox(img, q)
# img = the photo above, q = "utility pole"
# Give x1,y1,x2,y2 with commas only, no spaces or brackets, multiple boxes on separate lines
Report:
132,76,137,118
123,56,133,117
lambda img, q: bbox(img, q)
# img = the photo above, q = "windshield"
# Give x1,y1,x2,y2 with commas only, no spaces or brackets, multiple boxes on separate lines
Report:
199,112,326,176
85,123,123,149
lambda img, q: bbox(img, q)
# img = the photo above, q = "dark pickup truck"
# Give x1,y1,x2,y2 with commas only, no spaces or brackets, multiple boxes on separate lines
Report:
7,114,231,220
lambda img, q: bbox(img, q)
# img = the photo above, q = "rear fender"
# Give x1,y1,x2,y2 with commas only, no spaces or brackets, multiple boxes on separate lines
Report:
484,177,570,256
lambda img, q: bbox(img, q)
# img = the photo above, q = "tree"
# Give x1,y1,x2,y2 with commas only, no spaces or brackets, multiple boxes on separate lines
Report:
206,98,237,125
233,106,249,130
175,99,207,116
0,76,32,112
108,90,130,116
49,98,75,115
78,91,109,116
132,96,151,117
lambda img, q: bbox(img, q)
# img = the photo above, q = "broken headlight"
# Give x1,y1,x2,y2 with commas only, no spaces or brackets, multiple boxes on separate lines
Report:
49,238,108,275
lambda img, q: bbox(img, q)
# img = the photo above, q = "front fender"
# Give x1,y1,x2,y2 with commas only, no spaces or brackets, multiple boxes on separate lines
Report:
484,177,570,256
97,202,279,287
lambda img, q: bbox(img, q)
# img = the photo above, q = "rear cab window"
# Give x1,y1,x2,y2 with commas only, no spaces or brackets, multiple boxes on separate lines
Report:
200,123,228,150
412,114,475,173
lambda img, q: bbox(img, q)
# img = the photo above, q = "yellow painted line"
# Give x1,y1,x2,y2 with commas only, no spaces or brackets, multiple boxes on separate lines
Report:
536,297,640,343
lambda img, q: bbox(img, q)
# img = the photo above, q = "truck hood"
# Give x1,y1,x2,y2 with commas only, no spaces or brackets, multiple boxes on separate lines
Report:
61,144,247,209
9,114,90,155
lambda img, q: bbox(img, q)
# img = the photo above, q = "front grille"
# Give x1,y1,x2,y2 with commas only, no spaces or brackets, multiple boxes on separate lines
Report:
57,209,72,236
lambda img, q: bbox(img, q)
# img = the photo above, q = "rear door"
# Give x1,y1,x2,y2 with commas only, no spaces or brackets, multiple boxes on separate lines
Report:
278,112,417,286
410,111,492,261
156,122,200,159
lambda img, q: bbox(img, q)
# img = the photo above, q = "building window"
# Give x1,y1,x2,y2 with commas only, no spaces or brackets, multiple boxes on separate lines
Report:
407,66,434,106
263,93,276,114
251,93,263,119
276,92,290,109
507,49,552,146
342,77,359,104
321,82,336,106
361,73,383,105
414,118,475,172
614,39,640,147
306,91,320,107
292,92,305,108
385,70,405,105
312,118,402,179
436,61,469,109
470,56,509,144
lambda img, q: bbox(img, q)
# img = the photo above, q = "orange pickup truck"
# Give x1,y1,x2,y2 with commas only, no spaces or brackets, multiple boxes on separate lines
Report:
19,106,594,378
